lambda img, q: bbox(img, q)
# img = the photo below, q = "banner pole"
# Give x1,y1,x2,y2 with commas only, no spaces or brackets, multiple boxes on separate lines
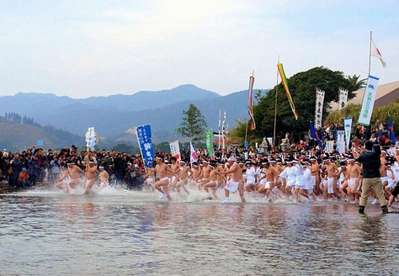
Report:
273,60,279,147
368,31,372,76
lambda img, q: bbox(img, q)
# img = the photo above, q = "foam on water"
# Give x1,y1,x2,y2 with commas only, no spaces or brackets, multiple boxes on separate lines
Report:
2,183,317,206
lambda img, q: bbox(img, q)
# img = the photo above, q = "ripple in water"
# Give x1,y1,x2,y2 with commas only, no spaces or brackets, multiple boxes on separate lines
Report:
1,186,399,275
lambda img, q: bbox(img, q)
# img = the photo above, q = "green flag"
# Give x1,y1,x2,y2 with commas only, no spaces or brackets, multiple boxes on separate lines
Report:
206,130,214,157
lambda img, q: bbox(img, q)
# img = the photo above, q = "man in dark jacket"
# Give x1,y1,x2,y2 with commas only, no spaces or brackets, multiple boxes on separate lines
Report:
357,140,388,214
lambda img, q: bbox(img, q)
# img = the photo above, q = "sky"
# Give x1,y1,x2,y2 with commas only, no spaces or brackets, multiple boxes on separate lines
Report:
0,0,398,98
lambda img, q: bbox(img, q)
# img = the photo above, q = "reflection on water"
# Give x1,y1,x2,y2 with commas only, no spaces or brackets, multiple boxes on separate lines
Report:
1,190,399,275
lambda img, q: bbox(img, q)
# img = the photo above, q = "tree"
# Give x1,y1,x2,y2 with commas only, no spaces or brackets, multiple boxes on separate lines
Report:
346,74,367,94
177,104,207,145
253,66,358,141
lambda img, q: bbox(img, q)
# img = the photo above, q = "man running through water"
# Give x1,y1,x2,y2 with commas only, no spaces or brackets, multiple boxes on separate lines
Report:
154,157,172,200
347,159,361,202
98,166,109,189
68,163,83,190
222,157,245,203
176,161,189,195
84,161,98,194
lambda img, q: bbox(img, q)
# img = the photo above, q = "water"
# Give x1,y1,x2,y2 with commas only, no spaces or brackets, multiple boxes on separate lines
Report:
1,187,399,275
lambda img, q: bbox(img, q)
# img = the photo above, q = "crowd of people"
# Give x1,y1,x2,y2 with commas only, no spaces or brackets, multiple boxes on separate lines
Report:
1,126,399,214
0,146,146,191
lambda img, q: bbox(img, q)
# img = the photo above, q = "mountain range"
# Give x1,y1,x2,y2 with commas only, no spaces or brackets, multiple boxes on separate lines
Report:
0,84,267,147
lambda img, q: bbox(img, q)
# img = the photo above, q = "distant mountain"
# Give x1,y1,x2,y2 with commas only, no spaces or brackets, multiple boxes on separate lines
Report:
0,115,82,151
78,84,220,112
0,85,268,144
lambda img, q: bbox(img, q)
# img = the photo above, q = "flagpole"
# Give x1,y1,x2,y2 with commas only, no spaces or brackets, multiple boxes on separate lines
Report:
273,59,279,148
368,30,372,76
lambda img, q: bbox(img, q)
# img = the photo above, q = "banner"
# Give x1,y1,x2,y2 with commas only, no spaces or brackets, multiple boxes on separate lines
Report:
387,117,397,145
315,89,325,129
247,74,256,130
277,63,298,120
325,140,334,153
169,140,181,161
358,75,379,125
336,130,345,154
206,130,214,157
190,142,198,164
339,89,348,110
85,127,97,151
136,125,155,168
344,117,352,151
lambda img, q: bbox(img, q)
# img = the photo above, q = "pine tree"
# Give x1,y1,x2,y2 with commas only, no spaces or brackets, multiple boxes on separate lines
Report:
177,104,207,145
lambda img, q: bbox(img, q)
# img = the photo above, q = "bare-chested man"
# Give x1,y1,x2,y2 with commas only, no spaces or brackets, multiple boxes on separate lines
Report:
257,163,275,199
310,158,320,195
68,163,83,190
190,163,201,185
203,164,220,199
223,157,245,203
154,158,172,200
55,163,70,193
198,161,212,190
144,167,156,191
347,159,361,202
98,166,109,189
324,159,339,199
84,161,98,194
176,161,189,194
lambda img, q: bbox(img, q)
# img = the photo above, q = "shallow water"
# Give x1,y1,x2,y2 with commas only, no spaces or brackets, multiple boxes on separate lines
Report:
1,187,399,275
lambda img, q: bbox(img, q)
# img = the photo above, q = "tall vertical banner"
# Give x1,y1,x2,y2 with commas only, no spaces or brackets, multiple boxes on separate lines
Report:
315,89,325,129
222,111,227,151
336,130,346,154
277,63,298,120
206,130,214,157
339,89,348,110
344,117,352,151
85,127,97,151
190,142,198,164
358,75,379,125
136,125,155,168
247,74,256,130
169,140,181,161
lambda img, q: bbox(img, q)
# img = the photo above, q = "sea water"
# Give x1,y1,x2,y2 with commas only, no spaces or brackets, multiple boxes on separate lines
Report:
1,186,399,275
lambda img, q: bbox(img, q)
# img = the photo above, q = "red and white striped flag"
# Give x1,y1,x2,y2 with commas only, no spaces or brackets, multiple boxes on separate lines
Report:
371,39,386,68
247,73,256,130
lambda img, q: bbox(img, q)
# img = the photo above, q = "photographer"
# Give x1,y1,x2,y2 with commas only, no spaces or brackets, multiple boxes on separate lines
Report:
357,140,388,214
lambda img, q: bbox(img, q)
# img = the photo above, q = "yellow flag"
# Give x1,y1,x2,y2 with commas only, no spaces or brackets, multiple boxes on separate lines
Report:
277,63,298,120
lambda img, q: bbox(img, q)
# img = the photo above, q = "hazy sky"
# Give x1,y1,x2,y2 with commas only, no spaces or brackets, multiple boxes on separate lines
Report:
0,0,398,98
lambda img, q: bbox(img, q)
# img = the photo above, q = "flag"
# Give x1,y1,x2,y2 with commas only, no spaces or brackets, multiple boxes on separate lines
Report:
315,89,325,129
136,125,155,168
344,117,352,151
247,74,256,130
358,75,379,125
309,121,320,142
387,117,397,145
85,127,97,151
371,39,386,68
190,141,198,164
277,63,298,120
169,140,181,161
205,130,214,157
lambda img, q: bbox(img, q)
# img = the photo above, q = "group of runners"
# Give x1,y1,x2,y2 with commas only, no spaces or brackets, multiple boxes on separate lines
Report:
55,159,110,194
144,147,399,207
